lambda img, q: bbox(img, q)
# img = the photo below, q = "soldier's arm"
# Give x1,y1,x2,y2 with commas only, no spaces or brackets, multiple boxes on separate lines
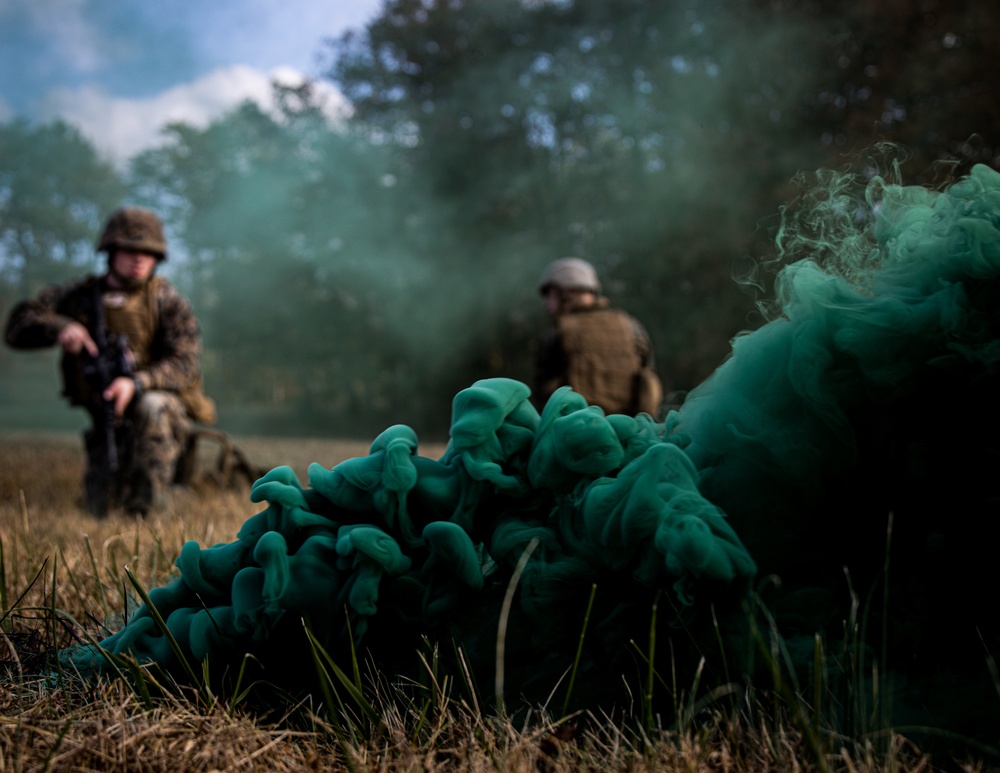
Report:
630,317,654,369
4,282,83,350
134,282,203,393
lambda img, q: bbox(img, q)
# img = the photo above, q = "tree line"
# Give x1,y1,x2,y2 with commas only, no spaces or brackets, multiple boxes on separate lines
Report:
2,0,996,437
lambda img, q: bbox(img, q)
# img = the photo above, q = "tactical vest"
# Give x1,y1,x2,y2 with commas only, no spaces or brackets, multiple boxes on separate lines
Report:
62,276,216,423
103,280,158,370
557,308,643,415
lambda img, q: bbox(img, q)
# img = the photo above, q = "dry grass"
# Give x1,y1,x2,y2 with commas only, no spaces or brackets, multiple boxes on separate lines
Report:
0,431,986,772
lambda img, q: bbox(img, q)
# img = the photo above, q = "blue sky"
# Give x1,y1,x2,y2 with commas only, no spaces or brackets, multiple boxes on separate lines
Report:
0,0,383,163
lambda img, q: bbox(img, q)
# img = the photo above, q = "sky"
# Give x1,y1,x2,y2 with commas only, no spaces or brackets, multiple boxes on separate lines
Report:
0,0,384,165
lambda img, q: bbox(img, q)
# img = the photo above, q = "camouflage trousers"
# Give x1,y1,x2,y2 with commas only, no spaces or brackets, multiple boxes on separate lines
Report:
84,391,191,516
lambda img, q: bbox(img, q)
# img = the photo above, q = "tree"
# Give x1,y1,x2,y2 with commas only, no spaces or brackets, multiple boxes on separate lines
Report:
0,118,125,430
129,86,465,435
326,0,824,394
326,0,1000,398
8,1,997,435
781,0,1000,182
0,119,125,299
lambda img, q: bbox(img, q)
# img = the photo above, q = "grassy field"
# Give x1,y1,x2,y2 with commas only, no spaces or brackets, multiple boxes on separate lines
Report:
0,431,989,771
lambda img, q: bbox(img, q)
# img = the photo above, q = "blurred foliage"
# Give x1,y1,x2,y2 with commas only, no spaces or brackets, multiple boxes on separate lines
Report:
1,0,998,437
787,0,1000,181
125,86,470,435
0,119,124,299
0,119,125,427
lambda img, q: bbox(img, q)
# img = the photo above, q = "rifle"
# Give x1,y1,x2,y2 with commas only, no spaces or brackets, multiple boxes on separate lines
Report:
77,282,136,474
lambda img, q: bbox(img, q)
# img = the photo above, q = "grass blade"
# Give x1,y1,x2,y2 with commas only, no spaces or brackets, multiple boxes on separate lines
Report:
302,620,381,728
495,536,539,716
123,565,205,701
562,582,597,717
83,535,110,619
0,538,8,628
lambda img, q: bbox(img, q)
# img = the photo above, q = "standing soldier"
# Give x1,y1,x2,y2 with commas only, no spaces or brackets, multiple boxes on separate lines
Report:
535,257,663,417
4,207,216,516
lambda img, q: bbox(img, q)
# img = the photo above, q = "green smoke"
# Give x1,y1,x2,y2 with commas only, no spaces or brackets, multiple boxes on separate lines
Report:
65,164,1000,747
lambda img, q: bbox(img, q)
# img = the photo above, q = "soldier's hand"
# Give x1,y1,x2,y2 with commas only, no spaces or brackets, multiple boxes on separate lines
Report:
57,322,98,357
104,376,136,416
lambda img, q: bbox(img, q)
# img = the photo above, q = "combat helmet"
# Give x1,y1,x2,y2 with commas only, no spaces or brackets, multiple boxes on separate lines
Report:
538,257,601,295
96,207,167,260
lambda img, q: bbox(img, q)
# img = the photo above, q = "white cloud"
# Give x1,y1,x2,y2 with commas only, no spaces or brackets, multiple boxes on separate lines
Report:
1,0,109,73
36,64,351,167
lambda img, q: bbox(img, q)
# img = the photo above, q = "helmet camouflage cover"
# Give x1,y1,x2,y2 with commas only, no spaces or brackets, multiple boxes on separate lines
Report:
97,207,167,260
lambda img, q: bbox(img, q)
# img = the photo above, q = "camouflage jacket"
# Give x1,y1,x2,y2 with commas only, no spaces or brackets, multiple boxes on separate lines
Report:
4,274,215,422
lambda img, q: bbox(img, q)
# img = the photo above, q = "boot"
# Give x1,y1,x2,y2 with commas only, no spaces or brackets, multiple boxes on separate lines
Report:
84,468,111,517
82,428,116,517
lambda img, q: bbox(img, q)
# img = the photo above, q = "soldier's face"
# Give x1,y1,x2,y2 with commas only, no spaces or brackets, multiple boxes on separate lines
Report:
110,250,158,286
543,287,596,317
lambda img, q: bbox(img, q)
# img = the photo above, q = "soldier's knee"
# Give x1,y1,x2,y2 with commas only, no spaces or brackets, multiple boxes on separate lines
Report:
133,391,187,424
133,390,172,418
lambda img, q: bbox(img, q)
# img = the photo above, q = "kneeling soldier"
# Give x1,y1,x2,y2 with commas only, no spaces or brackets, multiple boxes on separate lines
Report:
5,207,216,516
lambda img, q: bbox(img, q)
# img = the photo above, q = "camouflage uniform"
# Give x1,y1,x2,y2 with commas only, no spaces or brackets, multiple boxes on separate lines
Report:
535,298,659,416
5,274,215,515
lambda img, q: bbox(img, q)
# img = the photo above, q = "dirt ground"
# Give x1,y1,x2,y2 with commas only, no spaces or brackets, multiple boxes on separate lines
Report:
0,429,450,485
230,433,450,481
